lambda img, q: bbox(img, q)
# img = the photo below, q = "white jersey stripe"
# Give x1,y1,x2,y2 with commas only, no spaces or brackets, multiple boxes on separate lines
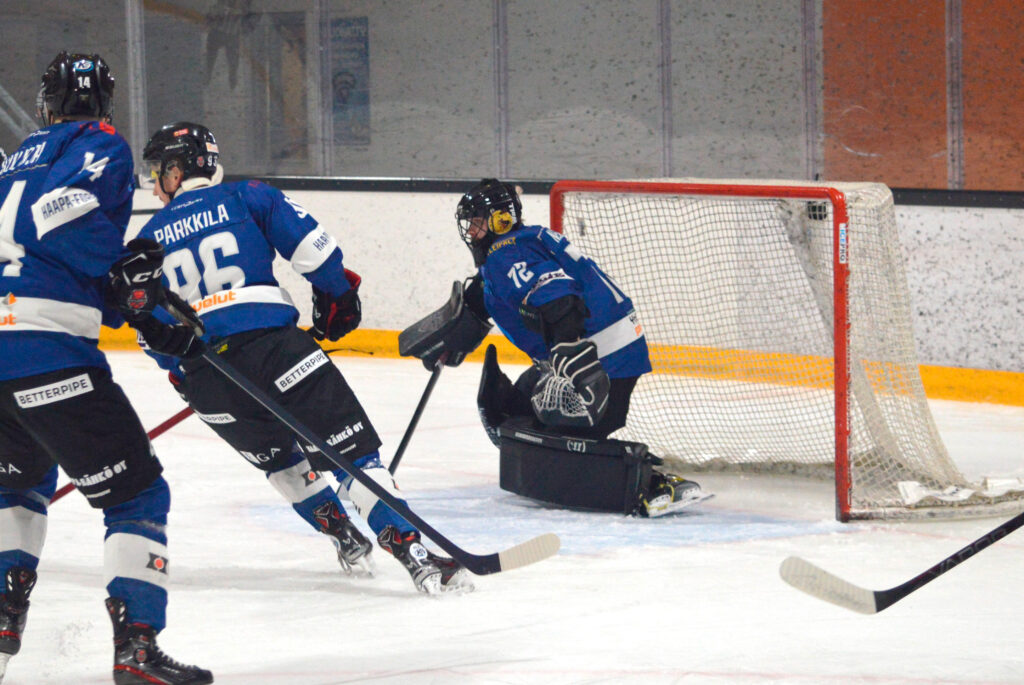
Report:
188,285,295,317
587,310,645,358
290,226,338,275
31,185,101,239
0,296,102,338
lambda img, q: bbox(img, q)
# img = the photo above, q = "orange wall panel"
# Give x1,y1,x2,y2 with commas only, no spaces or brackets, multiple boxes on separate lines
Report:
823,2,947,187
962,0,1024,190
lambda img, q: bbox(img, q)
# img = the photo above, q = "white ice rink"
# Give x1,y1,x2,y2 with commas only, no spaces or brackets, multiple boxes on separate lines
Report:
8,352,1024,684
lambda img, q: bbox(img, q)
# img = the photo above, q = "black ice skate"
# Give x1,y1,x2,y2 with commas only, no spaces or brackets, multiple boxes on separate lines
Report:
377,525,474,595
313,501,375,575
641,472,713,517
106,597,213,685
0,567,36,681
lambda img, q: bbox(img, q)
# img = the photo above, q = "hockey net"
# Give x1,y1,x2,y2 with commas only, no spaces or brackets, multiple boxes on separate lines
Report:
550,179,1024,521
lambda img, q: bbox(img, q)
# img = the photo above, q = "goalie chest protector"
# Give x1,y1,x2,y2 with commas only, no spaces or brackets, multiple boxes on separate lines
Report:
497,417,659,515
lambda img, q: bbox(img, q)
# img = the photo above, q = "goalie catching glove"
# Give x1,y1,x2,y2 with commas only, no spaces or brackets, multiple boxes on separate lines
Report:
531,339,610,428
311,268,362,341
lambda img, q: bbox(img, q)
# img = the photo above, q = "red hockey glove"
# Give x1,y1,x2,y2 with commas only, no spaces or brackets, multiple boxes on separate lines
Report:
311,269,362,341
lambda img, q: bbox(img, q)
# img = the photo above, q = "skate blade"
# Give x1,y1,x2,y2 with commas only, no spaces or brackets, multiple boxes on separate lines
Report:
415,568,476,596
439,569,475,596
0,651,11,683
339,552,377,578
415,571,444,595
645,491,715,518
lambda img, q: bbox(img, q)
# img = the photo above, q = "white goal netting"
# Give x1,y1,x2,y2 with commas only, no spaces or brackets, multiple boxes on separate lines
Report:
552,179,1024,520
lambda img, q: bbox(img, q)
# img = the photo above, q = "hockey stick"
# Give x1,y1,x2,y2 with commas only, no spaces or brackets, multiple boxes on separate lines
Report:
388,356,445,475
50,406,195,504
164,303,558,575
780,510,1024,614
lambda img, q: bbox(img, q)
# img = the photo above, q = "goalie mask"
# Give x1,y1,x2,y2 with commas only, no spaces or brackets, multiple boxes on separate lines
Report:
37,52,115,124
456,178,523,266
143,122,220,194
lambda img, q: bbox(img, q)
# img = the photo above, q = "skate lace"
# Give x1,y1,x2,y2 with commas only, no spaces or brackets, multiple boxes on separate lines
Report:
127,627,199,672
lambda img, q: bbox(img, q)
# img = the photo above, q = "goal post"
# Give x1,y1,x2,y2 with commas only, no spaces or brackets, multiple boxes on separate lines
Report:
549,179,1024,521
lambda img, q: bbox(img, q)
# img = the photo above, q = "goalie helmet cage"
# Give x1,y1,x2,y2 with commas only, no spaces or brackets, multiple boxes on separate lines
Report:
549,179,1024,522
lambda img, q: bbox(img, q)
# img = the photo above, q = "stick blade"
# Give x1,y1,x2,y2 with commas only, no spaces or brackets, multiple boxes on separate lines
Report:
497,533,561,572
779,556,879,614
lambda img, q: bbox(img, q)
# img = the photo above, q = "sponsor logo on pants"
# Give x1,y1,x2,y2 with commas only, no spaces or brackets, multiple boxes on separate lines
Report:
14,373,94,408
275,349,329,392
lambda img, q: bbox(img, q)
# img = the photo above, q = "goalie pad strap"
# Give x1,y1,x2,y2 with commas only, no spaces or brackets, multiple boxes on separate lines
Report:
497,417,659,515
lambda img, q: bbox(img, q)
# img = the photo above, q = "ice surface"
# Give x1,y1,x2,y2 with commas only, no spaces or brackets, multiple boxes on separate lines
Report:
8,352,1024,684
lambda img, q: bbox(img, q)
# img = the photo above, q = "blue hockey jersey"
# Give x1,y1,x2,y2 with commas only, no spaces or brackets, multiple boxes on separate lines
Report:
0,121,135,381
478,225,651,379
135,179,350,369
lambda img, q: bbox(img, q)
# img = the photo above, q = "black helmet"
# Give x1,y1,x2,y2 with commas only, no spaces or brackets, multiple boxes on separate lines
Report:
456,178,523,266
37,52,115,124
142,122,220,185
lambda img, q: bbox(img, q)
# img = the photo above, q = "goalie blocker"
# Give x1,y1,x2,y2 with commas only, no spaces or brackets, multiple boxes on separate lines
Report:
399,279,491,370
497,416,661,515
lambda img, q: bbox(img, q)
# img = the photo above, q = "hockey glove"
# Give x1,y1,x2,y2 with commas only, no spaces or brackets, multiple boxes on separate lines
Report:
418,304,491,371
168,372,188,402
108,238,166,320
311,269,361,341
132,290,205,360
543,339,611,426
133,317,203,359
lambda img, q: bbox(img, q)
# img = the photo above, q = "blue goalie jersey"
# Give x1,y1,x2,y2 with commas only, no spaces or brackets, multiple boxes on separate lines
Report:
0,121,135,381
478,225,651,379
135,179,350,369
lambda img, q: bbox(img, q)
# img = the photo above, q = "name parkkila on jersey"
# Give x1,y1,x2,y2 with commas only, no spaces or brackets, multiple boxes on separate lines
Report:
134,179,349,369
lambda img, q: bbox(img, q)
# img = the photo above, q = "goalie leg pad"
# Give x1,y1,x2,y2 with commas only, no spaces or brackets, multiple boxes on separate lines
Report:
497,417,657,515
477,344,529,446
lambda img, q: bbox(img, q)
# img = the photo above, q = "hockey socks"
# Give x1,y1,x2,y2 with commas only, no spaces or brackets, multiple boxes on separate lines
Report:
332,452,416,536
0,467,57,580
102,476,170,632
265,452,346,530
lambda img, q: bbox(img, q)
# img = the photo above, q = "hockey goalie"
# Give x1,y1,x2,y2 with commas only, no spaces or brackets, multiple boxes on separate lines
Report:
401,179,712,517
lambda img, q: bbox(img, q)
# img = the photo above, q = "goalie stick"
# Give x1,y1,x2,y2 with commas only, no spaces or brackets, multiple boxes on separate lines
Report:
780,509,1024,614
164,298,559,576
50,406,195,504
388,355,446,475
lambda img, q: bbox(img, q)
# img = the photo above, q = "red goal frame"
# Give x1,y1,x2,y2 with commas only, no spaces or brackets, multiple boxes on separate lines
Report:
549,180,855,520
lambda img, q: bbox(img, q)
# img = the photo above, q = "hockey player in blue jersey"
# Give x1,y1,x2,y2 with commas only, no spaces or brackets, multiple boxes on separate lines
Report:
420,179,707,517
0,53,211,684
129,121,472,595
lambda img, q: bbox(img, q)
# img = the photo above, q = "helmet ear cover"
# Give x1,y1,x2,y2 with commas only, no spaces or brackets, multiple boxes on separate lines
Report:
488,209,516,235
